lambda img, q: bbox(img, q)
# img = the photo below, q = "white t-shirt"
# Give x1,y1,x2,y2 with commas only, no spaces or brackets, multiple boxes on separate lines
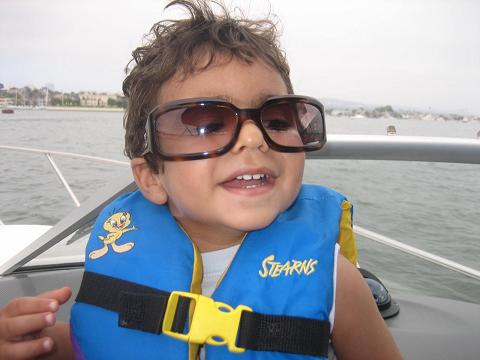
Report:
201,244,240,297
198,244,339,360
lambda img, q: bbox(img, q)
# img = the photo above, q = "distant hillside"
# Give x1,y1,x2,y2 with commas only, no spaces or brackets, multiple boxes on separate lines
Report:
318,98,480,123
320,98,372,110
320,97,479,117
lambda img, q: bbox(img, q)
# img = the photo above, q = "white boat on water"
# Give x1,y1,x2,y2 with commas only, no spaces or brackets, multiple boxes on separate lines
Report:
0,135,480,359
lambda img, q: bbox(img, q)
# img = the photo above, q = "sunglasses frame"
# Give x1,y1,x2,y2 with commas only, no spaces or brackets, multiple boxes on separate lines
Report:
143,95,326,161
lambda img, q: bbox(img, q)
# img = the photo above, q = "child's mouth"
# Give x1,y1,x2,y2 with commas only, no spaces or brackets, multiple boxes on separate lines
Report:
222,173,270,189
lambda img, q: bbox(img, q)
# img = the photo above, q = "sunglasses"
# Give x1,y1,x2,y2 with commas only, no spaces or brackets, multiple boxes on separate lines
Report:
143,95,326,161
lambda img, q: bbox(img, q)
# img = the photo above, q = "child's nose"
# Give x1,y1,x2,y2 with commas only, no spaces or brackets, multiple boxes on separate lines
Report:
230,120,269,154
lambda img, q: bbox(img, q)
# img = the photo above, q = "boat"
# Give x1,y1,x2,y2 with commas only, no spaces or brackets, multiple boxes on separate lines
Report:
1,108,14,114
0,136,480,359
387,125,397,135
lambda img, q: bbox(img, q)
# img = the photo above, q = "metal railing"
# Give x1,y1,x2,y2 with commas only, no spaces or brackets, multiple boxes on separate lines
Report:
0,145,129,209
308,134,480,164
354,226,480,281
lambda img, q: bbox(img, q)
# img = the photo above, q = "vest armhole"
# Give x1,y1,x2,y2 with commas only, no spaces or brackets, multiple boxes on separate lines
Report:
330,243,340,335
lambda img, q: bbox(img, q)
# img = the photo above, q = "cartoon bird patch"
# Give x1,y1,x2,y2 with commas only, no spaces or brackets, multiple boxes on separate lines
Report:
89,211,137,260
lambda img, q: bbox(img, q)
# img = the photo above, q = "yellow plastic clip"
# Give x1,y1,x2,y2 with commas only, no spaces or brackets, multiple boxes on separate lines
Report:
162,291,252,353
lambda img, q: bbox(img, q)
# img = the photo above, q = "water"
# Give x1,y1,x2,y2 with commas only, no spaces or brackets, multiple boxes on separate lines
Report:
1,109,479,302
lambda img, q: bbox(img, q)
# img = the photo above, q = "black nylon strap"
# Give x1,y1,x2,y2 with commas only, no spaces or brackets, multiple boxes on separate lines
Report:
76,271,172,334
237,311,330,357
76,271,330,357
76,271,170,312
171,296,191,333
118,292,168,333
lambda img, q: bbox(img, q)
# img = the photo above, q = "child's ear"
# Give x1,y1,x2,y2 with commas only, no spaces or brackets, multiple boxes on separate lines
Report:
131,157,167,204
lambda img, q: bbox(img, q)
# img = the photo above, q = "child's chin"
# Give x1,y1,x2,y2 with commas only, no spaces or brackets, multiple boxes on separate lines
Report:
231,214,277,232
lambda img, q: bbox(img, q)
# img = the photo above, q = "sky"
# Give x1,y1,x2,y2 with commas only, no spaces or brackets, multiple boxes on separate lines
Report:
1,0,479,115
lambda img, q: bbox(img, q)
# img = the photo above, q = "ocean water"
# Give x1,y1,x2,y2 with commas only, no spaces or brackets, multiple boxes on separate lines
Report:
1,109,479,302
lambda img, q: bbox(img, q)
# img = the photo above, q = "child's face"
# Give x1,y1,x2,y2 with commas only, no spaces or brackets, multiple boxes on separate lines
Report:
151,57,304,247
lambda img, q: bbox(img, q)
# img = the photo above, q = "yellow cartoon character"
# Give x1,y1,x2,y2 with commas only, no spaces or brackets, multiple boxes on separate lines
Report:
89,211,137,260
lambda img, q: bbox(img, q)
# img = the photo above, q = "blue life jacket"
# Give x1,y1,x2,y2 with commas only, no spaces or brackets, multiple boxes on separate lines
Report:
71,184,349,360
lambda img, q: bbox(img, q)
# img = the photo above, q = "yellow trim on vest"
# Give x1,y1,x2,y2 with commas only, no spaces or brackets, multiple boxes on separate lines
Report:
190,241,203,359
190,241,203,295
338,200,358,265
177,223,203,360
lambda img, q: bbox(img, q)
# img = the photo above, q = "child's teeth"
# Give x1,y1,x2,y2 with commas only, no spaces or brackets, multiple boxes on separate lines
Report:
235,174,266,180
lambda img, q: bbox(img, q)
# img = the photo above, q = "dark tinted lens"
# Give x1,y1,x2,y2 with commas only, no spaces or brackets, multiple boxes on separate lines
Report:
261,101,324,147
155,104,236,156
296,103,324,145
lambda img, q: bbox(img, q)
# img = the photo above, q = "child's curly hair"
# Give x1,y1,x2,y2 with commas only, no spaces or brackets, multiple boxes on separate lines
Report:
122,0,293,171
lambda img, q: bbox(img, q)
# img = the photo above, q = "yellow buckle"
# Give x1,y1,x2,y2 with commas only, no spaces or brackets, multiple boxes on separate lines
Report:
162,291,252,353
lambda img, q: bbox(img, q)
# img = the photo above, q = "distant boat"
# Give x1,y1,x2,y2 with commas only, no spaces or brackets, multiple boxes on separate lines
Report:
387,125,397,135
1,108,14,114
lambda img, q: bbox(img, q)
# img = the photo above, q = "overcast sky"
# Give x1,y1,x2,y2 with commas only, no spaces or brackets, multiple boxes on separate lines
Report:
1,0,479,114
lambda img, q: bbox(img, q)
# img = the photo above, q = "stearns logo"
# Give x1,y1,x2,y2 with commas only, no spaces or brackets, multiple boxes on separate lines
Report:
258,255,318,278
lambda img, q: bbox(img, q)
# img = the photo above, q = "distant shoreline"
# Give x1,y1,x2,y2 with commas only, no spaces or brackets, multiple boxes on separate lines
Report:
5,105,478,122
46,106,124,112
9,106,124,113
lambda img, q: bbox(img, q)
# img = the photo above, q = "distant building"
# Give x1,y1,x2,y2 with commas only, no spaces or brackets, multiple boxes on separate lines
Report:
0,97,13,106
79,92,111,107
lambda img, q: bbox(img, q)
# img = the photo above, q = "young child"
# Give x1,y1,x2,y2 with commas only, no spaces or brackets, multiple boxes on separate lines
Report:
0,1,402,359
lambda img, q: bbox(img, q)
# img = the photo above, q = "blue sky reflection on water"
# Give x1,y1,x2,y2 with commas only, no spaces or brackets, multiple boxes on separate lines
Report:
1,0,479,115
